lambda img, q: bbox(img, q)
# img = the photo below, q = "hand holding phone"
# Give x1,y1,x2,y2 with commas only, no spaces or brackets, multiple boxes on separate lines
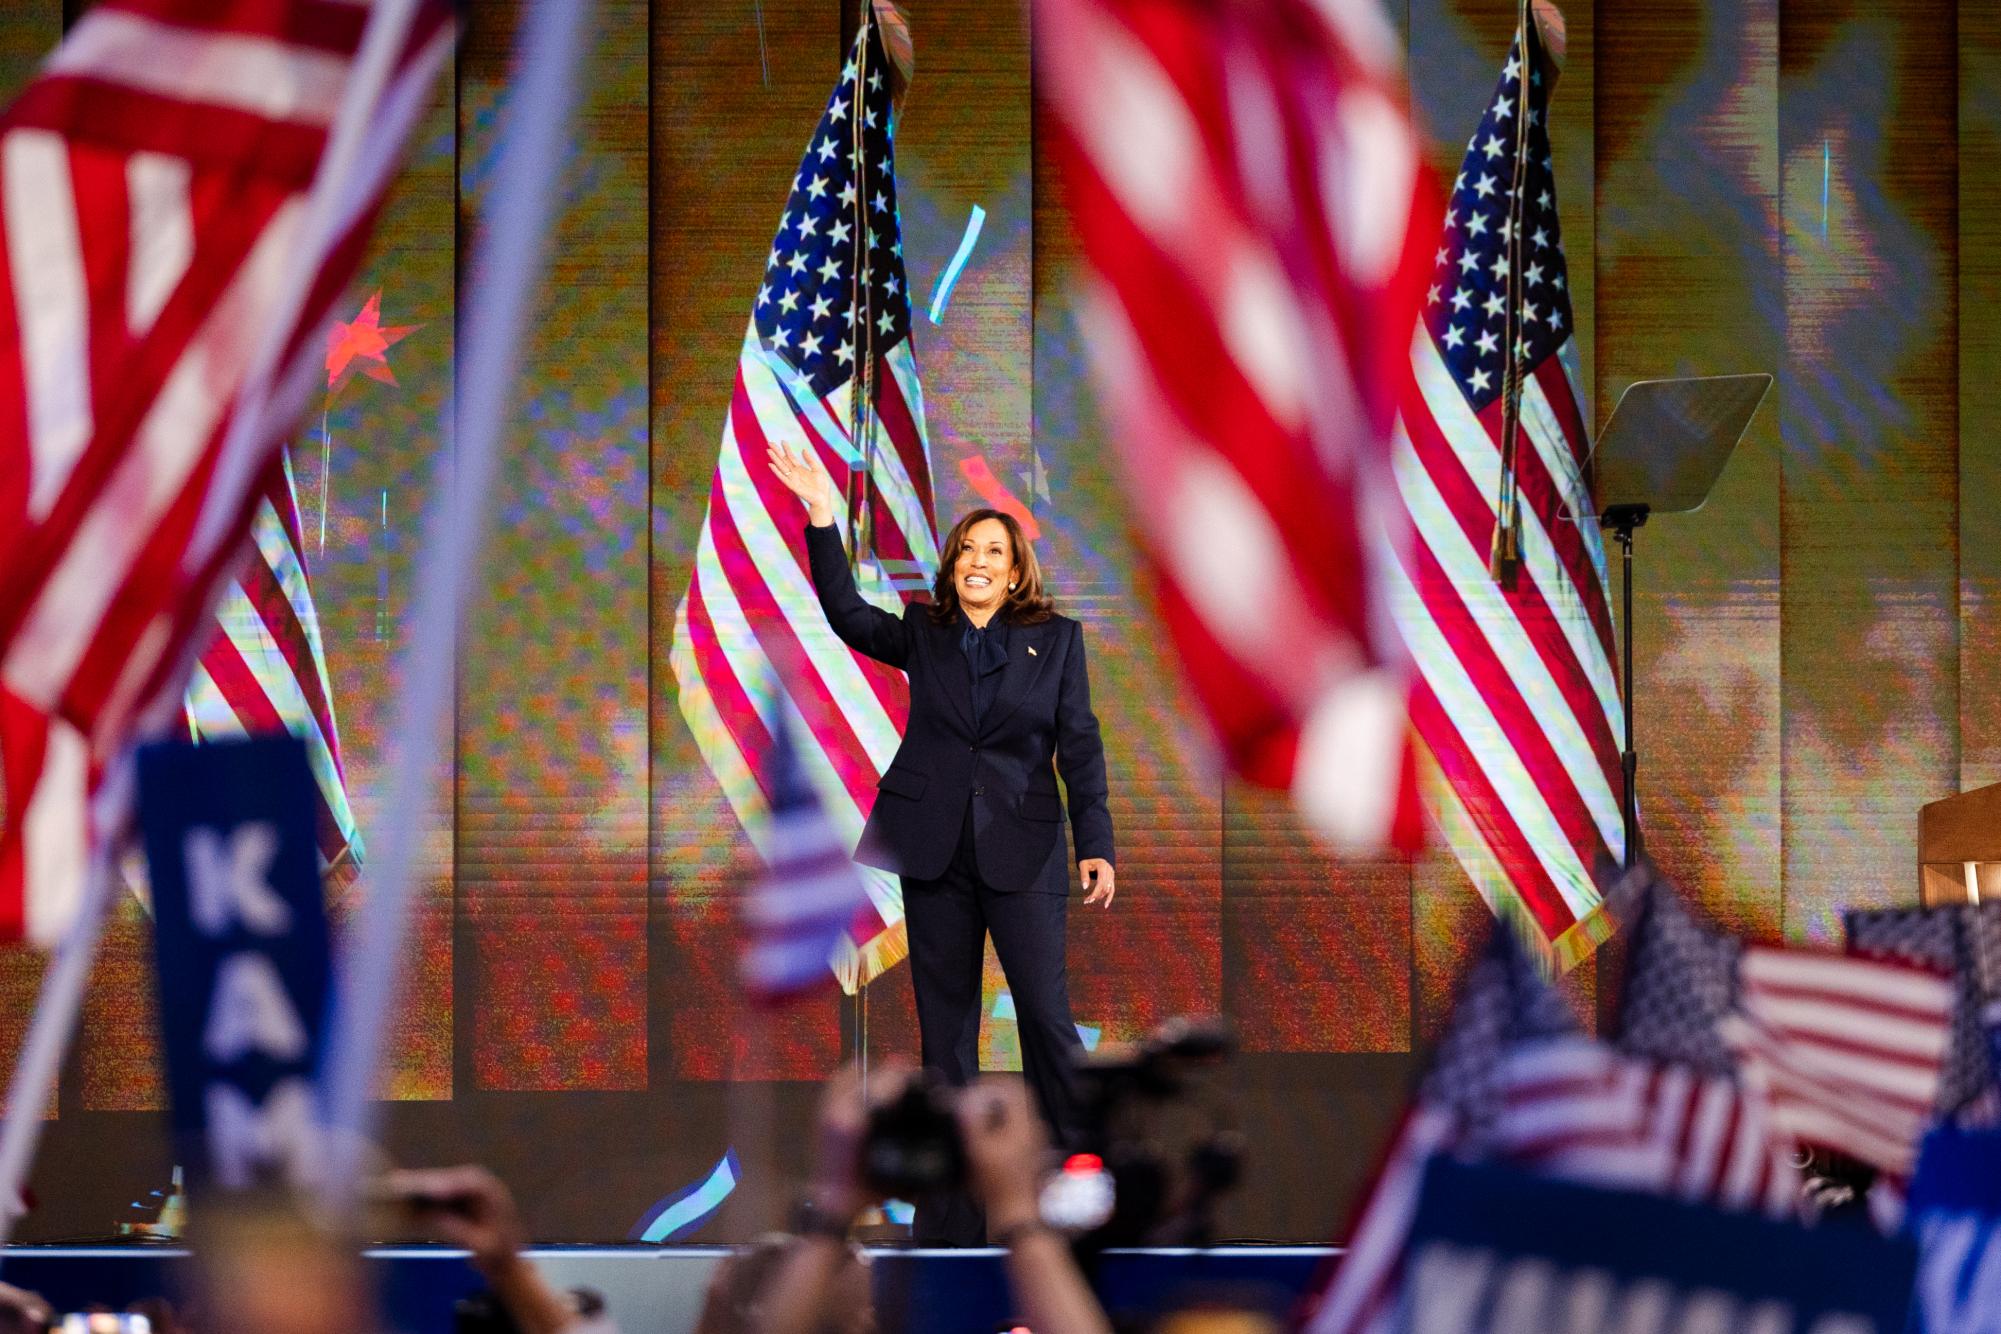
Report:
375,1166,525,1276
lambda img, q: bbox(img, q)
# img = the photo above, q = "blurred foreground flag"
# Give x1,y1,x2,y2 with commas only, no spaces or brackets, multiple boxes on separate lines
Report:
1302,931,1795,1334
1845,901,2001,1121
1037,0,1430,853
740,714,873,1005
669,4,937,992
1617,870,1955,1179
1394,11,1627,970
1723,948,1954,1179
0,0,454,943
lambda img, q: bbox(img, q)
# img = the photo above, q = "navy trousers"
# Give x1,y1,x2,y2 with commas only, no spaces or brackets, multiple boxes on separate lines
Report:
902,804,1083,1245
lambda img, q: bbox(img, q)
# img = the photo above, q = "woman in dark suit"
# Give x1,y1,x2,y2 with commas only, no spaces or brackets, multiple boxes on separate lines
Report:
767,442,1116,1239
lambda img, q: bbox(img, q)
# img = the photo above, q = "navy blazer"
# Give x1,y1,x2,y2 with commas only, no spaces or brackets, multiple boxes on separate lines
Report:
806,522,1114,892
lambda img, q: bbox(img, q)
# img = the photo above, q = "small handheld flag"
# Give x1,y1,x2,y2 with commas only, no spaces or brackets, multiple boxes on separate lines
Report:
740,716,873,1005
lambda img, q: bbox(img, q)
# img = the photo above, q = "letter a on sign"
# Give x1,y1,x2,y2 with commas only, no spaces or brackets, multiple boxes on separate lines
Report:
204,953,309,1063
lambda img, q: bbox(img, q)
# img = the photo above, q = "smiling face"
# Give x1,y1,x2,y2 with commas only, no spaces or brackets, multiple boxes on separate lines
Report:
953,517,1017,620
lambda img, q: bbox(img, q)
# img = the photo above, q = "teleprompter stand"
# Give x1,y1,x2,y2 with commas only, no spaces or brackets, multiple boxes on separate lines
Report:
1587,374,1772,868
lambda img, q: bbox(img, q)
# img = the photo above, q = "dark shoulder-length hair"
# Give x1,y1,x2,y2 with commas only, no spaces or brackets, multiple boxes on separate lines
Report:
927,508,1055,626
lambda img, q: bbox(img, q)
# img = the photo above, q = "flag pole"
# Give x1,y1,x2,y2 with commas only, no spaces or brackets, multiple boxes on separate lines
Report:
318,0,591,1219
0,0,429,1247
1489,0,1537,587
845,3,879,579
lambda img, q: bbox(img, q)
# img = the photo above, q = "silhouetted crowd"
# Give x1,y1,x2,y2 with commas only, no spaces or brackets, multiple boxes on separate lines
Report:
0,1064,1284,1334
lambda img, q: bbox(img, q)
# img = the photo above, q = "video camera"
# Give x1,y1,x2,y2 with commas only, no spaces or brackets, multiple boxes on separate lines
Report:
1071,1015,1242,1248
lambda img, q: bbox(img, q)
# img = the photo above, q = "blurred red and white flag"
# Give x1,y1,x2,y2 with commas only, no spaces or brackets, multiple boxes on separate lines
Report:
1617,867,1956,1180
1037,0,1432,853
1723,948,1954,1177
0,0,453,943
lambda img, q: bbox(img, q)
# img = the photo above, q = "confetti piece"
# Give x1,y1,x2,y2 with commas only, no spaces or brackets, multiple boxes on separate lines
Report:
629,1149,740,1242
927,204,986,324
958,455,1041,539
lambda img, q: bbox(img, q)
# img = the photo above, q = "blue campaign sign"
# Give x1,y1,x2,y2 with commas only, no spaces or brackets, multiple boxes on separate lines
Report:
1402,1158,1916,1333
138,735,332,1195
1907,1127,2001,1333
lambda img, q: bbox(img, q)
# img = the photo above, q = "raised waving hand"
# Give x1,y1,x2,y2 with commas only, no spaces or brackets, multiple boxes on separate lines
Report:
767,442,837,528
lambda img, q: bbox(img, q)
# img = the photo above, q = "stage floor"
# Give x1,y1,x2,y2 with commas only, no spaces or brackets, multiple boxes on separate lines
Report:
0,1243,1336,1332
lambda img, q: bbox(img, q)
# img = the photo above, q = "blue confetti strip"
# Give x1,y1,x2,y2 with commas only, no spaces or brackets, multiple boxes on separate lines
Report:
629,1149,740,1243
926,204,986,324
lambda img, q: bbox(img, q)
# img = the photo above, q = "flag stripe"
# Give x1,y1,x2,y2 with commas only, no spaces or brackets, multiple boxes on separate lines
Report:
1722,943,1955,1173
727,363,911,743
1515,373,1616,658
234,521,337,740
692,520,875,852
1038,0,1427,859
703,489,887,812
46,10,353,127
1397,400,1624,794
125,152,195,336
679,581,776,811
1396,560,1596,921
4,132,93,522
71,0,373,50
1408,683,1576,935
1397,457,1622,852
6,200,300,709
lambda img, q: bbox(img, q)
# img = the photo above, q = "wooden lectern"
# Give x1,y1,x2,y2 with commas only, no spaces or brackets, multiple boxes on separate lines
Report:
1919,782,2001,905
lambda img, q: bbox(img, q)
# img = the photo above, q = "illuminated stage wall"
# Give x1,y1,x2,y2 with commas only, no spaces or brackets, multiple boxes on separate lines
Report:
0,0,1995,1244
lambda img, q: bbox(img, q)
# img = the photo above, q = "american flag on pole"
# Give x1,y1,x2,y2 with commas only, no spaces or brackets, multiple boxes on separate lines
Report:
740,713,871,1004
1035,0,1430,852
1395,18,1625,967
184,455,363,894
1301,932,1796,1334
670,7,937,991
0,0,453,944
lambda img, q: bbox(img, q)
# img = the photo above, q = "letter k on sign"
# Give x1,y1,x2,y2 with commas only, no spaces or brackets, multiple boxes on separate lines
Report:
184,823,291,937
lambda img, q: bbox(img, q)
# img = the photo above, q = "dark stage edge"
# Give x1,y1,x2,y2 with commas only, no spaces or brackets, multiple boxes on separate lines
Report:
0,1243,1337,1331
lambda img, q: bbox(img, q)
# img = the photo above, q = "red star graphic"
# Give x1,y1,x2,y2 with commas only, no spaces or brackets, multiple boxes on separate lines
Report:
326,290,420,392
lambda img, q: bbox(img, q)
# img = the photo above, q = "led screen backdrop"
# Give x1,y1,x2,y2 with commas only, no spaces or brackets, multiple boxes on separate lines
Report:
0,0,1995,1244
